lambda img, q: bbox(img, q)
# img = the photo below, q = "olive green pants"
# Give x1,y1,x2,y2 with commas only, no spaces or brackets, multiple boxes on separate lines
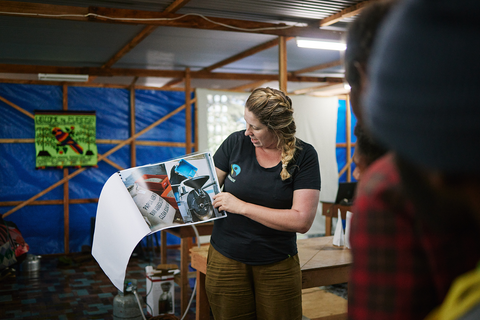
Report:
205,245,302,320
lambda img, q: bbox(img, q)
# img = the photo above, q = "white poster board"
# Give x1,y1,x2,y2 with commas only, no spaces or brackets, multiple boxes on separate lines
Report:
92,152,226,291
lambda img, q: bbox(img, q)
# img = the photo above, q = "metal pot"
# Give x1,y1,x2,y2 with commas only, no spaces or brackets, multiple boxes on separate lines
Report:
21,254,41,272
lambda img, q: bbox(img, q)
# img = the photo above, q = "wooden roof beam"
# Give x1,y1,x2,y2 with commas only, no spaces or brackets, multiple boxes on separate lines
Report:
0,0,88,20
163,37,294,88
228,80,272,92
0,1,340,38
95,0,191,82
289,83,343,95
0,63,343,83
291,59,342,76
163,0,192,14
319,1,374,27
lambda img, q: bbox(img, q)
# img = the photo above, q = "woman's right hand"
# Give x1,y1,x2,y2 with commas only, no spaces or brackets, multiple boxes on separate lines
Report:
212,192,246,215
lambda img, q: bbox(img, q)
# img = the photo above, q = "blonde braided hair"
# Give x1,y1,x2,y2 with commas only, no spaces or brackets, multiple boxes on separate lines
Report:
246,87,299,180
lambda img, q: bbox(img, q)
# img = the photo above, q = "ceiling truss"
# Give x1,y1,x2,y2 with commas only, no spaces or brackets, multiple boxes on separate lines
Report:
0,0,371,93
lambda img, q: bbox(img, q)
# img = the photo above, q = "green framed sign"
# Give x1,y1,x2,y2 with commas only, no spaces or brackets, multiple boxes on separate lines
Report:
34,110,98,168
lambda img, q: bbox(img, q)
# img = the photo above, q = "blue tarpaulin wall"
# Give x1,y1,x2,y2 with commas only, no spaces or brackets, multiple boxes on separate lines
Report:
1,83,353,255
0,83,193,255
336,99,357,182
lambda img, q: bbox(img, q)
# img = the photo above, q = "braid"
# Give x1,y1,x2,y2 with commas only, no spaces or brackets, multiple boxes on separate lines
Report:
280,137,297,180
246,87,299,180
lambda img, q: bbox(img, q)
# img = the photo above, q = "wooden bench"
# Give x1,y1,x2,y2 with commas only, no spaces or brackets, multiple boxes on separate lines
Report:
190,236,351,320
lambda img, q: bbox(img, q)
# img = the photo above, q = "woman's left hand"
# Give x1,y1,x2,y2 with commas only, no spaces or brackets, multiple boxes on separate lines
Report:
212,192,245,215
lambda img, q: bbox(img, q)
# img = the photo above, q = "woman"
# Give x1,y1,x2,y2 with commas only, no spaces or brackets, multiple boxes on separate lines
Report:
206,87,321,320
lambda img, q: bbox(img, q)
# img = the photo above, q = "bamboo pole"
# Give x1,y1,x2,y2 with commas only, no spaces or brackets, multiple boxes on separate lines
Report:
0,94,34,119
0,139,35,143
278,36,288,93
130,78,137,167
63,167,69,254
103,157,124,171
0,139,193,147
346,94,352,182
185,67,192,154
194,93,198,152
0,199,98,207
62,84,70,254
338,158,353,178
336,142,356,148
97,102,192,162
2,168,87,218
0,79,191,91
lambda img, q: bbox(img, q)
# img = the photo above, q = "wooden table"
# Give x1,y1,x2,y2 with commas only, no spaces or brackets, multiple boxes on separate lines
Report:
160,222,214,316
190,236,352,320
321,202,352,236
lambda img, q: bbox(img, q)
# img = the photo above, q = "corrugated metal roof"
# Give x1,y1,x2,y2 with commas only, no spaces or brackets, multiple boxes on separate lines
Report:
0,0,363,92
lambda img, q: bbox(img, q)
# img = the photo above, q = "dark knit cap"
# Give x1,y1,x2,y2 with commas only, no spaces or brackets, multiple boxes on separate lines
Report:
363,0,480,173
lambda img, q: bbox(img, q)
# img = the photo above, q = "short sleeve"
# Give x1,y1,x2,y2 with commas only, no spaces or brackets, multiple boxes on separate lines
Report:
293,143,321,191
213,131,242,173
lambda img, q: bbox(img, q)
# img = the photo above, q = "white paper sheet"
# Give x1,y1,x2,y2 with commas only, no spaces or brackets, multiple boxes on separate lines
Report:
92,173,151,291
345,211,353,249
92,152,227,292
332,209,345,247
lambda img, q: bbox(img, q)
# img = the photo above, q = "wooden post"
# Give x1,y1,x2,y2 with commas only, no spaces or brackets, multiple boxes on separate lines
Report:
194,97,198,152
346,94,352,182
130,77,137,167
185,67,192,154
278,36,288,93
62,84,70,254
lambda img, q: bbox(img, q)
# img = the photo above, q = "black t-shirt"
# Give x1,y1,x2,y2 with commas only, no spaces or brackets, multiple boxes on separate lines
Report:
211,130,321,265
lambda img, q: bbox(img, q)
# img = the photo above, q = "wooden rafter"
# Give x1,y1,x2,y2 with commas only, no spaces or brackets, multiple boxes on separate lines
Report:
0,139,190,147
289,83,342,95
62,85,69,253
0,63,343,83
228,80,271,91
89,0,191,83
163,37,294,88
185,67,192,154
0,95,34,119
162,0,192,15
291,59,342,76
101,25,157,70
0,1,335,38
319,0,374,27
278,36,288,92
0,78,189,90
101,1,191,67
346,94,352,181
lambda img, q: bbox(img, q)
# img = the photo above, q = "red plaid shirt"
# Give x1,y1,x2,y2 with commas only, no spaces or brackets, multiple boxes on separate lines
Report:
348,153,480,320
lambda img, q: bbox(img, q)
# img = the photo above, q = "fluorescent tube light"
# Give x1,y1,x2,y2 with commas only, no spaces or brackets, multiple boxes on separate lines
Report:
296,37,346,51
38,73,89,82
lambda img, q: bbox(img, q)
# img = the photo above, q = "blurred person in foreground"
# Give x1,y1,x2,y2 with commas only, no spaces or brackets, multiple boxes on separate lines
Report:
206,87,321,320
345,0,480,319
351,123,387,181
344,0,391,181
